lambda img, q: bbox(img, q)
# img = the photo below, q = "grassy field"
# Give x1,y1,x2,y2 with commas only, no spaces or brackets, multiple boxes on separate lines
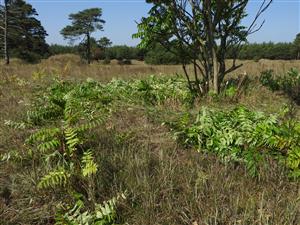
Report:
0,56,300,225
1,54,300,81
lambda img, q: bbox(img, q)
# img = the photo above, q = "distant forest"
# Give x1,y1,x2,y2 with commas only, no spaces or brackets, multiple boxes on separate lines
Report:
49,40,300,65
1,0,299,64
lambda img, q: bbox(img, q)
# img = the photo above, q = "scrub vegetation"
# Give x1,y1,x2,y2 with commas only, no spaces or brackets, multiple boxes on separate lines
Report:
1,0,299,224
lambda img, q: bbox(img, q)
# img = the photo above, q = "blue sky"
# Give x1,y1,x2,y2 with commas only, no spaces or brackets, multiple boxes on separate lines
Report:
27,0,300,46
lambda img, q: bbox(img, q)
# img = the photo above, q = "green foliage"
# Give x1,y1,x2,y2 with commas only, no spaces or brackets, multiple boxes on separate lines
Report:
168,106,300,178
104,75,195,105
144,44,182,65
98,37,112,49
226,33,300,60
231,34,300,60
47,44,146,62
55,192,126,225
38,168,71,189
61,8,105,63
234,34,300,60
133,0,272,94
81,150,98,177
260,68,300,104
3,70,300,224
0,0,49,62
259,70,280,91
61,8,105,39
3,76,143,224
224,86,238,98
4,75,193,206
106,45,142,60
29,87,108,188
230,42,296,60
4,119,26,129
48,40,300,62
3,78,114,192
294,33,300,59
0,149,23,163
49,44,79,55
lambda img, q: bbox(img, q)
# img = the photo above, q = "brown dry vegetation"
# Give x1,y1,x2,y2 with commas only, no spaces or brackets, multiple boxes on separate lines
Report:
1,54,300,81
0,56,300,224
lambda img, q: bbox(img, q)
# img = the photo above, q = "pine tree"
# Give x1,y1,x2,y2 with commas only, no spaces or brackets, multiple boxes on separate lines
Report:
0,0,49,64
61,8,105,64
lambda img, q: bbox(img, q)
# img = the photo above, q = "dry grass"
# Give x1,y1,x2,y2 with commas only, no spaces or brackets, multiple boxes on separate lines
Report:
1,54,300,82
100,106,300,225
0,56,300,224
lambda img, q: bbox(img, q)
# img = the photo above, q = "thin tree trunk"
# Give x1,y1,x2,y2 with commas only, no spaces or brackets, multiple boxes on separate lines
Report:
193,60,201,94
87,32,91,64
182,64,193,91
212,47,218,94
4,0,9,65
205,0,219,94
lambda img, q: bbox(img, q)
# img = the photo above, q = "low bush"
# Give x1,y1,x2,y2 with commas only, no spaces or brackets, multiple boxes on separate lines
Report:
167,106,300,178
105,75,195,105
117,59,132,65
102,58,111,65
3,79,123,223
260,68,300,104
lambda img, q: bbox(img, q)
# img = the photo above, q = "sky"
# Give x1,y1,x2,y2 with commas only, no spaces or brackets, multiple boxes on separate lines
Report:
25,0,300,46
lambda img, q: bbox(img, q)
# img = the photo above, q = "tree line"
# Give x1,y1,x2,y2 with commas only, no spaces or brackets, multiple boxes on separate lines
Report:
1,0,300,70
49,43,146,61
49,38,300,64
142,39,300,64
229,39,300,61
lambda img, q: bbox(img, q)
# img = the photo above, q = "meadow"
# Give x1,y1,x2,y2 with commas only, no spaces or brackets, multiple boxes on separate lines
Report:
2,54,300,81
0,55,300,225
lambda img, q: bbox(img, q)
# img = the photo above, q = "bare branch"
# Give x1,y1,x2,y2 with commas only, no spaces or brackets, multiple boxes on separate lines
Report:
247,0,273,35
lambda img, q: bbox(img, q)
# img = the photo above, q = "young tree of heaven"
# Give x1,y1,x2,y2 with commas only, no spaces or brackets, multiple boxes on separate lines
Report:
134,0,273,95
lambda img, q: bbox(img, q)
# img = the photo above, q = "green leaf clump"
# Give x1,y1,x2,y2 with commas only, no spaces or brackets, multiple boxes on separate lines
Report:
168,106,300,178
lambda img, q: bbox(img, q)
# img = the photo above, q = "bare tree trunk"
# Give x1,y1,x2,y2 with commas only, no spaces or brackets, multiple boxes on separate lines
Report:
87,32,91,64
182,64,193,91
4,0,9,65
205,0,218,94
212,47,218,94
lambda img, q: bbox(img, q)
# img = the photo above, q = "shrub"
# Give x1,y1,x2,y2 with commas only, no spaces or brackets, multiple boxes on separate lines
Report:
102,57,111,65
117,59,132,65
3,79,119,221
259,69,280,91
260,68,300,104
167,106,300,178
